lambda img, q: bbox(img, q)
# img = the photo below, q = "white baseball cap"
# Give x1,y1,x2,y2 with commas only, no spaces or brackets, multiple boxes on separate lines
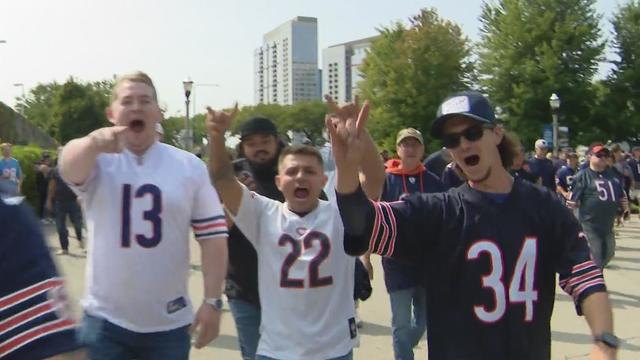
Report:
535,139,548,149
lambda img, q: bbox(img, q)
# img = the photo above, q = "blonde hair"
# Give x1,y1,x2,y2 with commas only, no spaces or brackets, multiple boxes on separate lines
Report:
111,71,158,103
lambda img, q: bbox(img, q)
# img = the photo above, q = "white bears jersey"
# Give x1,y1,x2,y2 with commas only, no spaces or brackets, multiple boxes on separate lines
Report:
234,186,357,360
67,142,227,332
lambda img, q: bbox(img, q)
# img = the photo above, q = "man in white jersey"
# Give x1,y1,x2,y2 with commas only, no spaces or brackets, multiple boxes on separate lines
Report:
207,99,381,360
59,71,228,360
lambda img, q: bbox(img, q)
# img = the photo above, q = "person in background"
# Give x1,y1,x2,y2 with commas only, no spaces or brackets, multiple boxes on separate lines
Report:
0,143,23,196
528,139,555,191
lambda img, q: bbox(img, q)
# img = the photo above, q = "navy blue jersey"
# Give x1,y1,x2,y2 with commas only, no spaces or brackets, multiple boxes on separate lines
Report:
528,157,556,191
628,158,640,182
380,168,445,292
441,163,465,189
555,166,576,192
0,199,80,359
338,179,605,360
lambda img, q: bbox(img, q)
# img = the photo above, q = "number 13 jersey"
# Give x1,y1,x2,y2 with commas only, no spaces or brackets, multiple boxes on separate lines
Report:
233,186,357,360
67,142,227,332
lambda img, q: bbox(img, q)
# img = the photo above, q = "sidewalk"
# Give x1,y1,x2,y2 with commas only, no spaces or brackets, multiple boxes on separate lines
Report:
45,217,640,359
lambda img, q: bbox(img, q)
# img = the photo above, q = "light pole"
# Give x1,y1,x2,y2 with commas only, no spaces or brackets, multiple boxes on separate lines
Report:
549,93,561,156
183,77,194,152
13,83,25,116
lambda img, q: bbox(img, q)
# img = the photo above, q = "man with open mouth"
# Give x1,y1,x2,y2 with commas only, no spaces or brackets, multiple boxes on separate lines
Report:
334,91,617,360
58,71,229,359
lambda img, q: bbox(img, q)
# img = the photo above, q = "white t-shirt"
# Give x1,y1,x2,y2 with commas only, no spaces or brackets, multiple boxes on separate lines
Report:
68,142,227,332
234,186,357,360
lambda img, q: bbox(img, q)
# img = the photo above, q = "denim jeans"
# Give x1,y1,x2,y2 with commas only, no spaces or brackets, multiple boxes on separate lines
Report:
228,298,261,360
389,287,427,360
77,313,190,360
256,350,353,360
54,200,83,250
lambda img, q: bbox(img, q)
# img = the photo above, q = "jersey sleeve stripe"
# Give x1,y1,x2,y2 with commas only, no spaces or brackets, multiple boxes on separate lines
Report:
195,230,228,239
0,278,64,311
572,278,606,301
0,318,75,358
562,269,602,289
192,222,227,231
376,203,391,256
381,202,397,257
368,202,383,254
571,259,594,273
0,300,55,335
191,215,226,224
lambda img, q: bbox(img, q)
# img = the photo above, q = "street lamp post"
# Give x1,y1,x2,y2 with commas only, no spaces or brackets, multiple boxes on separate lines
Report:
183,77,194,152
549,93,561,156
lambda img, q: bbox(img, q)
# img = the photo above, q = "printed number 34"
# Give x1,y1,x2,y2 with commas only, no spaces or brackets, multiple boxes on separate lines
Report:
466,237,538,323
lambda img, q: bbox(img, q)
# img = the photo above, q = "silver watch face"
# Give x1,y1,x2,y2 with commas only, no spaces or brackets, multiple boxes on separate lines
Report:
206,298,223,310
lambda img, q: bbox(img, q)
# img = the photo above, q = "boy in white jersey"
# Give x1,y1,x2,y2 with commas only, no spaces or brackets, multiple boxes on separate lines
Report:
59,71,228,360
207,99,380,360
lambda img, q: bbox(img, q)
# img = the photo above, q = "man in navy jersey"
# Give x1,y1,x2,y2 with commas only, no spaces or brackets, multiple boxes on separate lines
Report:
0,196,83,360
556,151,579,202
381,128,444,359
528,139,556,191
332,91,617,360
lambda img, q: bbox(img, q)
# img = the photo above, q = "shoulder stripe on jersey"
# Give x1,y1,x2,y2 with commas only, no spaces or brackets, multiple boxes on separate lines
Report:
195,230,228,239
559,259,605,302
0,318,75,358
381,202,397,257
376,203,390,256
191,215,226,224
368,201,382,253
0,278,63,311
0,300,56,335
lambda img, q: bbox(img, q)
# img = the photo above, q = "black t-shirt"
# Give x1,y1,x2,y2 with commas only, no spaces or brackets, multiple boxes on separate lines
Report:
51,168,77,203
510,168,538,184
528,157,556,191
339,179,606,359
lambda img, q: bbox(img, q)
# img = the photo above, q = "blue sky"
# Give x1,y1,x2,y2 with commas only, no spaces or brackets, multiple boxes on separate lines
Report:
0,0,624,117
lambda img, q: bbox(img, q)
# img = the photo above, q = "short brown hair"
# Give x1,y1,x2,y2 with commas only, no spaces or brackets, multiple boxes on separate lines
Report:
278,145,324,169
111,71,158,103
497,130,520,169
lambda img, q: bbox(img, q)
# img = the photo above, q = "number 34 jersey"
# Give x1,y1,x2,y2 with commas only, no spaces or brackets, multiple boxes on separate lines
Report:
234,186,357,360
365,179,606,360
67,142,227,333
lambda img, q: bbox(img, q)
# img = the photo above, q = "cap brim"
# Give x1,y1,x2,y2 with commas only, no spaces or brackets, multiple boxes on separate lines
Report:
431,113,492,138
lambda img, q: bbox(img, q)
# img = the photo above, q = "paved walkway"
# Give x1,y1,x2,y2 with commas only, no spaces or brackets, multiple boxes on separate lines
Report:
44,218,640,359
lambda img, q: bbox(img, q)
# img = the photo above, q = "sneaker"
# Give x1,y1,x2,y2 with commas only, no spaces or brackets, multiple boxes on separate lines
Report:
56,249,69,256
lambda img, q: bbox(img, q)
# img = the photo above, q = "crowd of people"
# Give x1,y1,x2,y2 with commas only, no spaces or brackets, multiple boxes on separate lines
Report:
1,71,636,360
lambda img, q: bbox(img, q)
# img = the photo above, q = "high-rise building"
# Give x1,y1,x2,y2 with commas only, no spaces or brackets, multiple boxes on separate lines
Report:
254,17,319,105
322,36,378,104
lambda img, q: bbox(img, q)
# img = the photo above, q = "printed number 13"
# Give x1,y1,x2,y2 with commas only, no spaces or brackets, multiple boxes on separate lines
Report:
121,184,163,248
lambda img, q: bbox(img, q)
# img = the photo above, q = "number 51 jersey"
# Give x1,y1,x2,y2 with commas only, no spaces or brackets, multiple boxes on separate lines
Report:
67,142,227,333
233,186,357,360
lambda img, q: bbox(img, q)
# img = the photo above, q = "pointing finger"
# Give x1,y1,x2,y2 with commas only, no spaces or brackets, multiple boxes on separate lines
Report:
356,101,370,133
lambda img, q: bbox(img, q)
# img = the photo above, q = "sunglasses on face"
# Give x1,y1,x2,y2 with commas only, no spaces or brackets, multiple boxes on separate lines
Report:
442,124,492,149
594,152,610,158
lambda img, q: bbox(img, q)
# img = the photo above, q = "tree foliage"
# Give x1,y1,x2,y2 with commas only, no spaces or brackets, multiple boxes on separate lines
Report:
599,0,640,142
478,0,605,147
358,8,474,152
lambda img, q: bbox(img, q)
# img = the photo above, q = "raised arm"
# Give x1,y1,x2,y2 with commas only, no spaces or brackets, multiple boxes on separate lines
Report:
206,104,243,215
59,126,128,185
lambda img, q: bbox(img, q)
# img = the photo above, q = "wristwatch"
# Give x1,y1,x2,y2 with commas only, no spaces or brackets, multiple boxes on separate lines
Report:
594,332,619,349
204,297,224,311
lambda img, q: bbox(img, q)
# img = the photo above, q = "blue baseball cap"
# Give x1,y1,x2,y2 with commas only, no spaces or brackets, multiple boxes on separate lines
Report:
431,91,496,138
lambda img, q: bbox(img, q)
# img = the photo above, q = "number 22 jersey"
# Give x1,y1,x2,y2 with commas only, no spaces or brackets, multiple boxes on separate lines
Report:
233,186,357,360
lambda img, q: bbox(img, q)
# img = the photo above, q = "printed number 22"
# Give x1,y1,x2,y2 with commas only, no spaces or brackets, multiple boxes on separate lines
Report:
466,237,538,323
121,184,163,248
279,231,333,288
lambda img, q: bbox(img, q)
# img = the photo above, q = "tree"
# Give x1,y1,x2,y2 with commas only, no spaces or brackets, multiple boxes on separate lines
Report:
54,79,110,144
601,0,640,142
478,0,605,147
16,78,113,143
358,8,474,152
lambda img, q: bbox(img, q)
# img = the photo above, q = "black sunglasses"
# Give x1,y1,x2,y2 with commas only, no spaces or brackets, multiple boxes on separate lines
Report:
594,152,610,158
442,124,493,149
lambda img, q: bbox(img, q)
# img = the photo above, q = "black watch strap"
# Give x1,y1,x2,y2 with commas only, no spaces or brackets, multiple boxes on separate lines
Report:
594,332,619,349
